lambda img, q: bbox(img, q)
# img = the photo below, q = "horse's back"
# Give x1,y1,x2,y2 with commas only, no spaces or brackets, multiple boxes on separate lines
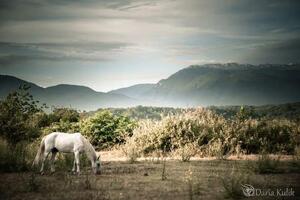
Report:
45,132,84,153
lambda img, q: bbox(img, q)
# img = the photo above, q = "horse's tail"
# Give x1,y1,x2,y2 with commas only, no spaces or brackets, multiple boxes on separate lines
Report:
33,137,45,166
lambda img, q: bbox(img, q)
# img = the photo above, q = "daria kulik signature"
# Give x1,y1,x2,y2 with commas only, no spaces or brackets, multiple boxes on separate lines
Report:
241,184,295,197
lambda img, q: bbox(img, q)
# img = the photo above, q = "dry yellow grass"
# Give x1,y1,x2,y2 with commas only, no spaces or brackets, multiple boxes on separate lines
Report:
1,153,299,200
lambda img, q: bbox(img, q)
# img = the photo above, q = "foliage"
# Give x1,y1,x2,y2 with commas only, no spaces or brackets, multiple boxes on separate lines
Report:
123,108,300,160
176,143,198,162
0,139,36,172
251,152,282,174
221,166,249,199
89,106,183,120
49,108,80,123
43,120,80,134
26,173,39,192
210,102,300,122
81,110,136,149
0,85,43,145
121,136,141,163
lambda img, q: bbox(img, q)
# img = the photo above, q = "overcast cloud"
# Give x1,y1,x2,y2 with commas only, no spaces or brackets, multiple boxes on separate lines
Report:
0,0,299,91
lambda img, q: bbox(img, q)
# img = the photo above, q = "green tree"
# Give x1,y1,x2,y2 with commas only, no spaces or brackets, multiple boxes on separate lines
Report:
80,110,136,149
49,108,80,123
0,85,43,146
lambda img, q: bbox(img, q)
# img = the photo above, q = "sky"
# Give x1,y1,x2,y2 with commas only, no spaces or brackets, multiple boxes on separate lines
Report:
0,0,300,92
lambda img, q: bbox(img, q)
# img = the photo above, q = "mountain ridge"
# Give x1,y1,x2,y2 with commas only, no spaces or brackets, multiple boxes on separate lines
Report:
110,63,300,106
0,74,139,111
1,63,300,109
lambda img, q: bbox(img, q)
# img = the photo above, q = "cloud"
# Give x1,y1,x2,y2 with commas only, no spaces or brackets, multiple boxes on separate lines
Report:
0,41,131,65
0,0,300,91
243,38,300,64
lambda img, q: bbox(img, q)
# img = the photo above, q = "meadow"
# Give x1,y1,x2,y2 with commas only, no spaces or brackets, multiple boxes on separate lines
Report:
0,88,300,199
1,155,300,200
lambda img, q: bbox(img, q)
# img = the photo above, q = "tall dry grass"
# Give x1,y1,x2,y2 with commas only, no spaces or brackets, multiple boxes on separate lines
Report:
122,108,300,161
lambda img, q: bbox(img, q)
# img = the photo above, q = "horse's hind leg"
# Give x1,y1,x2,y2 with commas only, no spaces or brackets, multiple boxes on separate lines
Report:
74,151,80,174
40,151,50,175
72,157,76,173
50,152,57,173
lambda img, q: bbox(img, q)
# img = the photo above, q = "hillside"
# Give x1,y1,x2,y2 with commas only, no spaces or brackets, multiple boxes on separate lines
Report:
109,84,155,99
2,63,300,109
110,63,300,106
0,75,138,111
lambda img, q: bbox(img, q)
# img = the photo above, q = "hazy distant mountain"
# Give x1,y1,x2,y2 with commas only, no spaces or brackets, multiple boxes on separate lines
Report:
2,63,300,109
0,74,43,96
110,63,300,106
0,75,138,111
109,84,155,99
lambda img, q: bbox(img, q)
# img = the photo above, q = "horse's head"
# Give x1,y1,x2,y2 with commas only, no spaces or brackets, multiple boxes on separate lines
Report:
92,155,101,174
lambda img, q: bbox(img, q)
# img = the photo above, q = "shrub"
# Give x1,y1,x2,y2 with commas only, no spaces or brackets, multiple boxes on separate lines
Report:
121,136,141,163
81,110,136,149
0,85,43,146
123,107,299,158
235,119,299,154
251,152,282,174
0,139,35,172
43,120,80,134
221,166,250,199
176,143,198,162
49,108,80,123
294,146,300,160
122,108,230,157
122,108,300,160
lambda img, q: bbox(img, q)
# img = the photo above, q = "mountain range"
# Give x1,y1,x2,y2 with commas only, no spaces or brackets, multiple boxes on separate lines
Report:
0,75,138,111
1,63,300,110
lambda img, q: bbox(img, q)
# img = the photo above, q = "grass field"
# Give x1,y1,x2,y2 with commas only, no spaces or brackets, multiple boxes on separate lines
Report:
1,153,299,200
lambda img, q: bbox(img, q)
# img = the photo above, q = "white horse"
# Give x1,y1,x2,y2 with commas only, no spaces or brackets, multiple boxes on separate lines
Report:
33,132,101,174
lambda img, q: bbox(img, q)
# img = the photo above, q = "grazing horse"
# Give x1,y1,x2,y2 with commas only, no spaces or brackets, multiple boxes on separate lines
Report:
33,132,101,174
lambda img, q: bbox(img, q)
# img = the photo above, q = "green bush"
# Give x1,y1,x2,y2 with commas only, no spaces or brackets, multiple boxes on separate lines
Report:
235,119,298,154
43,120,80,134
48,108,80,123
80,110,136,149
0,85,43,145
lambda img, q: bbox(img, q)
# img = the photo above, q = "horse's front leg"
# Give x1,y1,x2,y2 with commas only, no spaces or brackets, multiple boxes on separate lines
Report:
72,158,76,173
74,151,80,175
50,152,57,174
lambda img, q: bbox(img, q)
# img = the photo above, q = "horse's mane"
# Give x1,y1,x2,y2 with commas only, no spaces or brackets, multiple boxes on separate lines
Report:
81,135,97,161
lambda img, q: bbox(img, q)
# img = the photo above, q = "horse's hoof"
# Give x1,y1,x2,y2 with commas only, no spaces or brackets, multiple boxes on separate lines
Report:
40,172,45,175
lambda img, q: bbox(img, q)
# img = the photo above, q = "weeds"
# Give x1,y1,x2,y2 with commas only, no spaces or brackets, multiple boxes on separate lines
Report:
161,158,167,181
293,146,300,161
252,153,282,174
0,140,35,172
221,165,250,199
122,136,141,163
184,166,194,200
177,143,197,162
63,173,74,189
84,173,92,190
26,173,39,192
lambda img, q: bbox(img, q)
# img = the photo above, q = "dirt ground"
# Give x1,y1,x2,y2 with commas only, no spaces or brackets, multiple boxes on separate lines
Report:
0,154,300,200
